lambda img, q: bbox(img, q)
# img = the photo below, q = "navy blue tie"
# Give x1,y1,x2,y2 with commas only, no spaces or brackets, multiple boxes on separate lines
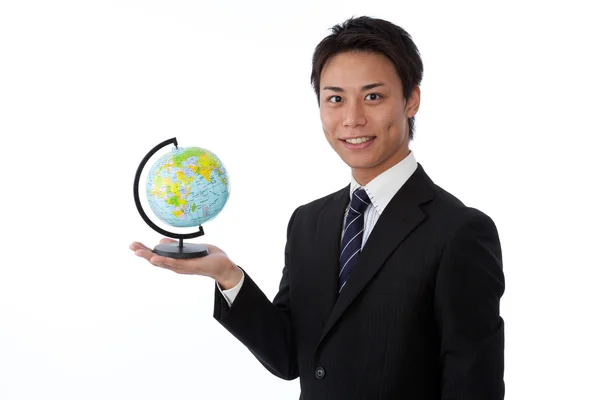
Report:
339,188,371,293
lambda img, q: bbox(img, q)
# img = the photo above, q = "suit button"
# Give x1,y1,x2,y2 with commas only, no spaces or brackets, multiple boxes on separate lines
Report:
315,367,326,379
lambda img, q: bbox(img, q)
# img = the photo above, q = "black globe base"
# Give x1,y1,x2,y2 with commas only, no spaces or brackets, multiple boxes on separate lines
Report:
153,241,209,259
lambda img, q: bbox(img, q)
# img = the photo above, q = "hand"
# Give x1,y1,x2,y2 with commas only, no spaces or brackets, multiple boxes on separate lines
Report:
129,238,243,289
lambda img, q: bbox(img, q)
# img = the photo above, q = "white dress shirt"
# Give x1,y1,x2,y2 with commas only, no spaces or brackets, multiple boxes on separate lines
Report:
218,150,418,306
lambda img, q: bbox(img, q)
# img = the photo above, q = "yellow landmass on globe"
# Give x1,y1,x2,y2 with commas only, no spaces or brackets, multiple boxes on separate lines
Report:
150,148,228,221
176,170,195,187
158,148,224,184
197,153,218,182
149,175,168,198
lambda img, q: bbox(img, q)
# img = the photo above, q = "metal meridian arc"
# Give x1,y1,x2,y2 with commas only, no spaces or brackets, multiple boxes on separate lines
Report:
133,137,205,240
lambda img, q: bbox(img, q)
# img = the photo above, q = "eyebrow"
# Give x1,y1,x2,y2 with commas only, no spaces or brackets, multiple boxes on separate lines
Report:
322,82,386,92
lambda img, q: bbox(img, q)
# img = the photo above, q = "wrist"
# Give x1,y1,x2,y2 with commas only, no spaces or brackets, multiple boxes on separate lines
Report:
216,262,242,290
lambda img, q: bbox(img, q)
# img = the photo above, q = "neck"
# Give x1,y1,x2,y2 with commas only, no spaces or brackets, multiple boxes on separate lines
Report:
352,148,411,186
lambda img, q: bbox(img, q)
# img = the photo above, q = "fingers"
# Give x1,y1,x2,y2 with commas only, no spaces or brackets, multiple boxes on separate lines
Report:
129,241,150,251
130,242,156,262
132,248,182,272
130,239,176,257
129,238,176,252
134,248,155,262
129,242,157,262
129,241,182,272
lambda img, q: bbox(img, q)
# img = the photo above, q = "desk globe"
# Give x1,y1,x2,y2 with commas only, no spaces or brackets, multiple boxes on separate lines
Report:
133,137,230,258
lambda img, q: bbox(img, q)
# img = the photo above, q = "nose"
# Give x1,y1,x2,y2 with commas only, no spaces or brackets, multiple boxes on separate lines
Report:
342,100,367,127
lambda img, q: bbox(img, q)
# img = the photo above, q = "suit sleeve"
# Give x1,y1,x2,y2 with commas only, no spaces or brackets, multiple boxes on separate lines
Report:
213,207,300,381
434,210,505,399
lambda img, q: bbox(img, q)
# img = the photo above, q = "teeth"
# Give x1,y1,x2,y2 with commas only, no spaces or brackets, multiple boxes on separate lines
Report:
345,137,373,144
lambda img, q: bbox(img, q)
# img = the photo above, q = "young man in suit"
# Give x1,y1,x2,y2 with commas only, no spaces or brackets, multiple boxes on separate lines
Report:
131,16,505,400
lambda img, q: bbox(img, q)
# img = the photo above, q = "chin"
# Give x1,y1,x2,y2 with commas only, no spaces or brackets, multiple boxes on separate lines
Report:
343,157,379,170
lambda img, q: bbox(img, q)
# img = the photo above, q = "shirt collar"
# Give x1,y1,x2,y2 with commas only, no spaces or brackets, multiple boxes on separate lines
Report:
350,150,418,215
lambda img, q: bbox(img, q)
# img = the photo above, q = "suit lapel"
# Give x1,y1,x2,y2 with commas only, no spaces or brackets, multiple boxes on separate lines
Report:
313,184,350,326
316,163,435,349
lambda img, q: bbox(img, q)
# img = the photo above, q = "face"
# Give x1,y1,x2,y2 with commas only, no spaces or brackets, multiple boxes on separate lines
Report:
319,51,420,185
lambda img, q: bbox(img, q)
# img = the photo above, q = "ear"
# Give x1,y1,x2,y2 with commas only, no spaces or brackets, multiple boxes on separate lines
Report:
406,86,421,118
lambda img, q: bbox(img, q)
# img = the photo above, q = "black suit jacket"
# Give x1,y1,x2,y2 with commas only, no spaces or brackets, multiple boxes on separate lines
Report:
214,163,505,399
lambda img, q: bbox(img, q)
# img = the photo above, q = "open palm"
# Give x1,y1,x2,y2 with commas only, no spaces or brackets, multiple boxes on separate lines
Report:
129,238,233,279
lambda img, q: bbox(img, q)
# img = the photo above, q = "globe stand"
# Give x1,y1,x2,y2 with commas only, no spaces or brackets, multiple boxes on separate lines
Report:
153,238,209,259
133,137,210,259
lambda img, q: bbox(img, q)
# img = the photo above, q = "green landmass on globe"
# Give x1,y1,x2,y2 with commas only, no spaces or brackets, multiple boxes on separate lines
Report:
145,146,230,228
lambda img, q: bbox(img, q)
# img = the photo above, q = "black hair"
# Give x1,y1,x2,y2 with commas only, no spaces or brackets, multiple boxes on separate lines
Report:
311,16,424,140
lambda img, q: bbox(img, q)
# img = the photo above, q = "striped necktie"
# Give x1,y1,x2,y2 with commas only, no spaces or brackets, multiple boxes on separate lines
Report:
339,188,371,293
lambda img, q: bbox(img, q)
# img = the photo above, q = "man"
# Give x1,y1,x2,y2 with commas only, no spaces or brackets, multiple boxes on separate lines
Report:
131,16,505,400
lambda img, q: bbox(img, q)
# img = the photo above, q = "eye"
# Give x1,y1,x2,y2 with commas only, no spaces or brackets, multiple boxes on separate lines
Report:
365,93,382,101
328,95,342,103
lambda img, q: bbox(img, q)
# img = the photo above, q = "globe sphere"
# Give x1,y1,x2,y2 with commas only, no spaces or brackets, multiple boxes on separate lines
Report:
145,146,230,228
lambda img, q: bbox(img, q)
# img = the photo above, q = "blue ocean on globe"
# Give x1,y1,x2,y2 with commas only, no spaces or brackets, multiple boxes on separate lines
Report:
145,146,230,228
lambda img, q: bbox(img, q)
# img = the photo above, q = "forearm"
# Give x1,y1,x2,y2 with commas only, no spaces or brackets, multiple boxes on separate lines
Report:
213,268,298,380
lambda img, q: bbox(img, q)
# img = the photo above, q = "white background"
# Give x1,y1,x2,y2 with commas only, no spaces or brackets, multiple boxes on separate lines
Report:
1,0,599,399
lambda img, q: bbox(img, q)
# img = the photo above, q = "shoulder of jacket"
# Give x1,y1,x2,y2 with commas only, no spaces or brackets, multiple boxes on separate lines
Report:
428,183,498,231
295,185,348,213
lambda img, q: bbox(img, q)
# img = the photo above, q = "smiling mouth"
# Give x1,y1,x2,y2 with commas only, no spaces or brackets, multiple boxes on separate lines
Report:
340,136,375,144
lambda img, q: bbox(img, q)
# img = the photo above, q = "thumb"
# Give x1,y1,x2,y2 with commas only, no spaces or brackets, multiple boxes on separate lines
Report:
159,238,178,244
